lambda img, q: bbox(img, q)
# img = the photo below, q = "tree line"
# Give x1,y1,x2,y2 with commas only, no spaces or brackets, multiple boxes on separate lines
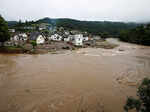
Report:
0,15,10,44
119,24,150,45
56,18,138,35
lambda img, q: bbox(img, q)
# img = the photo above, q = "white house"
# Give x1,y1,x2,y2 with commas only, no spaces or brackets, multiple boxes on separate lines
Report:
50,34,62,41
9,29,15,33
39,23,47,31
36,35,45,44
64,37,70,42
39,27,46,31
30,32,45,44
83,37,89,41
64,31,70,35
64,35,73,42
24,26,35,30
10,33,28,46
19,33,28,41
93,36,101,40
19,33,27,37
11,33,28,41
72,34,83,46
11,35,19,41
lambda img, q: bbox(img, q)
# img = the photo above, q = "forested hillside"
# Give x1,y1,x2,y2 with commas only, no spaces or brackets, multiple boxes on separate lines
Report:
8,17,139,35
56,18,139,35
119,24,150,45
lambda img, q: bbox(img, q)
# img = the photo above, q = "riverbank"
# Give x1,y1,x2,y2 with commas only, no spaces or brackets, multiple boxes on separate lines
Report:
0,46,24,54
0,40,119,54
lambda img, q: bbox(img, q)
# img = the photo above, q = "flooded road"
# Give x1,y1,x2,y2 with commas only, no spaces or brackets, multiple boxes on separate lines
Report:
0,39,150,112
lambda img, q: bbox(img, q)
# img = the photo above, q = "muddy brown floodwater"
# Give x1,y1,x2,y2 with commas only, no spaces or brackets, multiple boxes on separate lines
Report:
0,39,150,112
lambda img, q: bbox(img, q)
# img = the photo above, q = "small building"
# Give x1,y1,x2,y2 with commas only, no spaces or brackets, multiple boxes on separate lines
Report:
9,29,15,33
24,26,35,30
72,34,83,46
64,35,73,42
83,37,89,41
39,23,47,31
50,34,62,41
11,35,19,41
64,31,70,35
4,41,14,46
93,36,101,40
29,32,45,44
10,33,28,41
64,37,70,42
10,33,28,46
18,33,28,41
39,27,46,31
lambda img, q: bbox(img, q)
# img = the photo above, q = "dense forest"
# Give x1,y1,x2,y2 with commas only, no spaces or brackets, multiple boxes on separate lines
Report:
56,18,139,35
119,24,150,45
8,18,139,35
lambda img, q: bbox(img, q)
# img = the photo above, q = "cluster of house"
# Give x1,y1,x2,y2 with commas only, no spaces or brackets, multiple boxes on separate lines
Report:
49,33,89,46
5,31,91,47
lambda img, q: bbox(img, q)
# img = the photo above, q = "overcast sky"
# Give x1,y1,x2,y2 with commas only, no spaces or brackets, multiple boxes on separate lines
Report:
0,0,150,22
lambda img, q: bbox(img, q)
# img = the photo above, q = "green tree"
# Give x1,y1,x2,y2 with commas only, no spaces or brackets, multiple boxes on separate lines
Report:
119,24,150,46
124,78,150,112
101,32,109,39
30,40,37,49
0,15,10,45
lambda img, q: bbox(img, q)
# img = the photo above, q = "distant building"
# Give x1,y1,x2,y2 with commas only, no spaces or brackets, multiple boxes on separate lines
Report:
64,31,70,35
72,34,83,46
50,34,62,41
29,32,45,44
83,37,89,41
4,41,14,46
11,35,19,41
39,23,47,31
9,33,28,46
18,33,28,41
9,29,15,33
11,33,28,41
64,35,73,42
93,36,101,40
64,37,70,42
24,26,35,30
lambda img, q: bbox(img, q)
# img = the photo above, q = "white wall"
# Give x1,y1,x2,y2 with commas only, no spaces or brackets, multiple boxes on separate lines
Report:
36,35,45,44
72,34,83,46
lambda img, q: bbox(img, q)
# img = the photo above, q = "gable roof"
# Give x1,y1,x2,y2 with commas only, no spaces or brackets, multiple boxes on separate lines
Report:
29,32,41,40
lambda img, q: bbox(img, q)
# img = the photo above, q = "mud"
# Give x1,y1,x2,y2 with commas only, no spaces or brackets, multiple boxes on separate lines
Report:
0,38,150,112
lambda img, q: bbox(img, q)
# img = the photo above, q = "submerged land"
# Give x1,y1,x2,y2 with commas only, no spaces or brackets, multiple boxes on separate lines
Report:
0,39,150,112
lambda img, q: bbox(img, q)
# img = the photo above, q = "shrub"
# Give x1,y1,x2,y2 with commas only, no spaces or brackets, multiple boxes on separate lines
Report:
124,78,150,112
30,40,37,48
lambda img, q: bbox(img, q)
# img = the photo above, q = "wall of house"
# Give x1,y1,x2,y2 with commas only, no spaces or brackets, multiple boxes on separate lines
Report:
72,35,83,46
50,34,62,41
36,35,45,44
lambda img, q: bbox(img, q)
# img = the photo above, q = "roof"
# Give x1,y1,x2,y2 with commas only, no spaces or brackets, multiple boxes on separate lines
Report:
29,32,41,40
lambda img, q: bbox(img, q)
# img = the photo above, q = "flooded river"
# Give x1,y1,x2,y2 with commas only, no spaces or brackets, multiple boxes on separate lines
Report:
0,39,150,112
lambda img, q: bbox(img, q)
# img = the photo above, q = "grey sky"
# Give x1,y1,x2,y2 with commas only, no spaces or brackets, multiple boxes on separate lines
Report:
0,0,150,22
